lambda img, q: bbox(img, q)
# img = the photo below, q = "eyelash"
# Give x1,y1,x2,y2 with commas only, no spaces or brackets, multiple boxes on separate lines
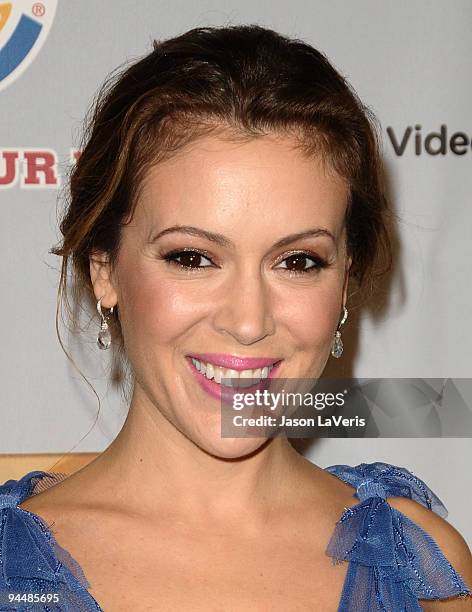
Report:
160,248,330,277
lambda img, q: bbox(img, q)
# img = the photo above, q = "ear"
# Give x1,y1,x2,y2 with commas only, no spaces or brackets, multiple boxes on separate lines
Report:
89,251,118,308
342,255,352,308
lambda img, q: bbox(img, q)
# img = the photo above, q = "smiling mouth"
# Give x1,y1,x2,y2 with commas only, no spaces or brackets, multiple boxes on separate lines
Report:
188,356,282,388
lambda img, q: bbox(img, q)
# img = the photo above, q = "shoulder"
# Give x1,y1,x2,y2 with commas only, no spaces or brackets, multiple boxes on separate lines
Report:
389,496,472,592
391,497,472,610
0,471,103,606
0,468,97,561
325,461,472,608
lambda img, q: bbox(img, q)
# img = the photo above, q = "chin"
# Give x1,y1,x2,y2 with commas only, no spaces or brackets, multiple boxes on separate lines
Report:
194,434,270,460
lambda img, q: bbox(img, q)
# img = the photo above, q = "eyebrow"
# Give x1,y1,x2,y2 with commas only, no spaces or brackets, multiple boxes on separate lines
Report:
149,225,336,249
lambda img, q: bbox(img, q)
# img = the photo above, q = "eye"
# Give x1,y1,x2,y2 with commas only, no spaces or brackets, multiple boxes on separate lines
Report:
162,249,214,271
275,252,329,276
160,248,330,276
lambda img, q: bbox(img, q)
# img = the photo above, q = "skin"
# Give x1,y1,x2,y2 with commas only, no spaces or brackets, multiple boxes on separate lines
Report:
19,132,472,610
95,131,352,465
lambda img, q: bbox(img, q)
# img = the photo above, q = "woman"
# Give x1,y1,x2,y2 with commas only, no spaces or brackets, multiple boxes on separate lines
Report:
1,25,471,611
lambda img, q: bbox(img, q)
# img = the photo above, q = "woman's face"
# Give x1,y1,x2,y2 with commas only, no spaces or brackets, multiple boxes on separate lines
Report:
91,132,351,457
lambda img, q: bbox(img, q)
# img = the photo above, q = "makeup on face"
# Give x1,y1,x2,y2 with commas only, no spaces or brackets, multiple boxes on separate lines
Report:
114,134,350,453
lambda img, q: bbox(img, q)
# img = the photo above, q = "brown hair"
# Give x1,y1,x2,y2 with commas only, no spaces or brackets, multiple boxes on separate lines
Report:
51,24,392,386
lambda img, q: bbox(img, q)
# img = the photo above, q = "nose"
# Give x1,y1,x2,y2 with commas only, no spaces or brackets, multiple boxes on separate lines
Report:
212,265,276,345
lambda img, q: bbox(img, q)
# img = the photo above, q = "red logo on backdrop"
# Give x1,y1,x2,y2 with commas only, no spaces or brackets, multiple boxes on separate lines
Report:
32,3,46,17
0,149,81,189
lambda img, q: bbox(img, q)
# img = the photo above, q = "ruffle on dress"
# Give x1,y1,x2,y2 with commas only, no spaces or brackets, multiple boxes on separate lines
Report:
325,462,472,611
0,470,101,611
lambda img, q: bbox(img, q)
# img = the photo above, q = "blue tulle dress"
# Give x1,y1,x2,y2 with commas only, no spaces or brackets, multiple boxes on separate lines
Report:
0,462,470,611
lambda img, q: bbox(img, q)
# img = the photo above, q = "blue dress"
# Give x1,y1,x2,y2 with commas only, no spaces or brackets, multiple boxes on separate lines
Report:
0,462,470,611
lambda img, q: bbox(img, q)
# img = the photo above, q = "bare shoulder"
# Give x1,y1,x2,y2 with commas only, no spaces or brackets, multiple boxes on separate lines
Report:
388,496,472,610
19,460,120,515
19,482,75,520
18,468,120,548
19,471,91,516
295,456,357,519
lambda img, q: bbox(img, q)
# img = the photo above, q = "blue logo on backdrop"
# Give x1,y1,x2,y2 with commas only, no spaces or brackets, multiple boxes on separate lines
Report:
0,1,57,92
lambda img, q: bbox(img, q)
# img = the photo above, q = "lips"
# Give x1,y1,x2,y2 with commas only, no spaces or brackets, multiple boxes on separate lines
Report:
186,356,283,403
187,352,282,371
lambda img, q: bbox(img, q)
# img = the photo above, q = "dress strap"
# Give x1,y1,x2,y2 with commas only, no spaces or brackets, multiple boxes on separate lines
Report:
0,470,48,508
326,462,471,611
326,462,447,515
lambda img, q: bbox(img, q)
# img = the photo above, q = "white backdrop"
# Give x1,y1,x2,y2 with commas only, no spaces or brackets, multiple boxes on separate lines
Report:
1,1,471,544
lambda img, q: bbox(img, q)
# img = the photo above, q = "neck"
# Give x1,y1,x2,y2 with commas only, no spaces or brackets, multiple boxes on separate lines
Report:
92,381,313,528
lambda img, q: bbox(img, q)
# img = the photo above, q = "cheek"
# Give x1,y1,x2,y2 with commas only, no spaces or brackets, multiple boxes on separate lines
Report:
279,283,341,346
118,266,206,346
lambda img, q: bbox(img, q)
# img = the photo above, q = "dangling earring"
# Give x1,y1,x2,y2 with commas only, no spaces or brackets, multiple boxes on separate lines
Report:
96,297,114,350
331,306,348,359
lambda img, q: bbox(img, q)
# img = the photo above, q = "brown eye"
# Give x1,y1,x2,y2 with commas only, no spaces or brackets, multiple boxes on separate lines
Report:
277,253,328,275
163,250,213,269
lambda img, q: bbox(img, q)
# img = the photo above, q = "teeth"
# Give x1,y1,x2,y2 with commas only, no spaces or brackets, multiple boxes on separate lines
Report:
206,363,215,381
240,368,261,378
238,368,261,389
190,358,275,387
213,367,222,384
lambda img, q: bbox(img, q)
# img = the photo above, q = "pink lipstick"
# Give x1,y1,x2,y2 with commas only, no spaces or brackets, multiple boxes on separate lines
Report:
185,355,283,403
187,353,281,371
